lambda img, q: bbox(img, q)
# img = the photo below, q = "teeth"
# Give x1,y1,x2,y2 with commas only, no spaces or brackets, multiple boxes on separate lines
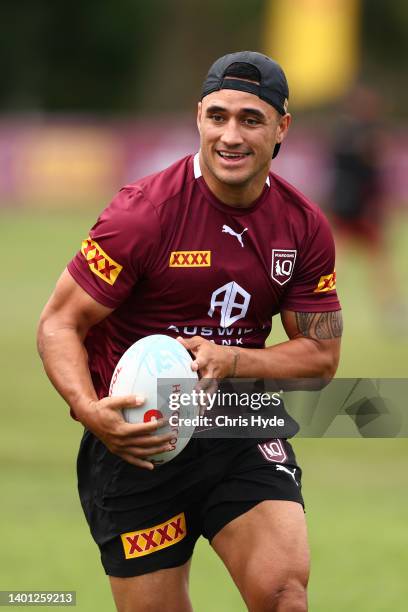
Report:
219,152,245,158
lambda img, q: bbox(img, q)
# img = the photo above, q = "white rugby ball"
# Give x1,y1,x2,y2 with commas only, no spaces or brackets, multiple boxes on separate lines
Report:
109,335,198,464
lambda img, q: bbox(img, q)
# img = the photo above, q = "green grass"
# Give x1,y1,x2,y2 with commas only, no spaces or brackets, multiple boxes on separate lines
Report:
1,210,407,611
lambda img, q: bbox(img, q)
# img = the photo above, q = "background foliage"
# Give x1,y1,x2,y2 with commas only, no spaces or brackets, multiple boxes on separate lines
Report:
1,0,407,114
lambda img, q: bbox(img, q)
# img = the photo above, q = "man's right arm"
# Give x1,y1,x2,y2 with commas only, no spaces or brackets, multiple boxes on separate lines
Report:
37,269,175,469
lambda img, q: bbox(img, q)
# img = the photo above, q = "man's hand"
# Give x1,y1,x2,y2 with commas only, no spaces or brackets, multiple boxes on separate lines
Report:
78,394,176,470
177,336,238,379
38,272,176,470
177,309,342,381
177,336,238,414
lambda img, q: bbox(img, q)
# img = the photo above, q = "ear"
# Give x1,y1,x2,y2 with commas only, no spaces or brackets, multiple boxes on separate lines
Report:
197,101,203,134
276,113,291,144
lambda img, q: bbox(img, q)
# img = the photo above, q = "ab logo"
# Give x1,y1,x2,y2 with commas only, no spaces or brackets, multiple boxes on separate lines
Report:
208,281,251,328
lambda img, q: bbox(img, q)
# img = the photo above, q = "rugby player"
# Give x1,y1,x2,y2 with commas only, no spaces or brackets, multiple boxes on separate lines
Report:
38,51,342,612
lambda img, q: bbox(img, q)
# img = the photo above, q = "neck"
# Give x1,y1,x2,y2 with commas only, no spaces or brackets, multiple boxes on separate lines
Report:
199,152,269,208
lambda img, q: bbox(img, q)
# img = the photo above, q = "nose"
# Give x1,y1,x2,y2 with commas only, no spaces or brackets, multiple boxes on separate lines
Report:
220,118,244,148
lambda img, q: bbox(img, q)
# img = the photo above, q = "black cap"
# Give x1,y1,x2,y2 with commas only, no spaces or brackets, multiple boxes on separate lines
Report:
201,51,289,158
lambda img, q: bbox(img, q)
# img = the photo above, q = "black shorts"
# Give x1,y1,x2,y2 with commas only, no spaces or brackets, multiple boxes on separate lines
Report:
77,433,304,577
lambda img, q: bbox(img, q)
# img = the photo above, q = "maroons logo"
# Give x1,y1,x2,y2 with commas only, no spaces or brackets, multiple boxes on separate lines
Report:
258,439,287,463
271,249,297,286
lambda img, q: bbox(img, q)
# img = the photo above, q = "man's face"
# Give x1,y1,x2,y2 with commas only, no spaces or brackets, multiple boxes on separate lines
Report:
197,88,290,188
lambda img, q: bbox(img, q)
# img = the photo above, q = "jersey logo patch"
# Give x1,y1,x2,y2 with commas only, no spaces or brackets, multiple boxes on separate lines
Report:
222,225,248,248
276,465,299,486
271,249,297,286
208,281,251,328
81,237,123,285
169,251,211,267
258,439,287,463
314,271,336,293
121,512,186,559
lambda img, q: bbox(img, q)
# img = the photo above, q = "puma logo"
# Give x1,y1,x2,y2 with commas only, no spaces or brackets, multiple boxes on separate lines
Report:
276,464,299,486
222,225,248,248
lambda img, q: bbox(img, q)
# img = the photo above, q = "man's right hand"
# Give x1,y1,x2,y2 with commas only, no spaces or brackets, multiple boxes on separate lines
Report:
77,394,176,470
38,272,176,470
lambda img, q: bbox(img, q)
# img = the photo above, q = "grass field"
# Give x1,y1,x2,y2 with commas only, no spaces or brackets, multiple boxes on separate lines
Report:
1,209,408,611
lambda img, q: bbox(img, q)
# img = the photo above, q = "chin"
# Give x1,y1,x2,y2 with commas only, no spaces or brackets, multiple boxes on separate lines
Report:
216,172,250,186
210,161,252,184
215,167,254,186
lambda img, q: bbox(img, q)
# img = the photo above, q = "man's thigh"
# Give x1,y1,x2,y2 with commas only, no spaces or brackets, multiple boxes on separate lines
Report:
110,560,192,612
211,500,310,610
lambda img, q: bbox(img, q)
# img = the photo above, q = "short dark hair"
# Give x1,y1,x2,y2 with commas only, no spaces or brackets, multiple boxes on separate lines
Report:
223,62,261,84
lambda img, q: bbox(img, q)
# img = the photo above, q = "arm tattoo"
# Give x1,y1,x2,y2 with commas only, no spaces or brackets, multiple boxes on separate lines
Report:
296,312,315,335
295,311,343,340
315,312,330,339
330,310,343,337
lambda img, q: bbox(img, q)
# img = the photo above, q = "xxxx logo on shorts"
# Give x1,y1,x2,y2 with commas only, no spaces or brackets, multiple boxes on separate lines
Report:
121,512,186,559
169,251,211,267
81,237,123,285
314,270,336,293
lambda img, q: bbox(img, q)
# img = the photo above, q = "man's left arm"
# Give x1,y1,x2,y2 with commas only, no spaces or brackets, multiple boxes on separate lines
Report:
178,308,342,380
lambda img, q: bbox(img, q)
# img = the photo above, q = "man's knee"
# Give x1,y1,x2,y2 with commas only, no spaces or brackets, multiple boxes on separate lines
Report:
246,577,308,612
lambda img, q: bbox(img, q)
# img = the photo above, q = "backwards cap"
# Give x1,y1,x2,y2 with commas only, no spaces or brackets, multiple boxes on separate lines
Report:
201,51,289,158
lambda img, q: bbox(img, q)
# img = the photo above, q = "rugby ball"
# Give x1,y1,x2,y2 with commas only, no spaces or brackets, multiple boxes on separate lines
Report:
109,335,198,464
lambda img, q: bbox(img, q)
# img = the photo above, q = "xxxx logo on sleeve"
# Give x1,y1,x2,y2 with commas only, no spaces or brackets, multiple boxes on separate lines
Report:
169,251,211,267
314,270,336,293
121,512,187,559
81,237,123,285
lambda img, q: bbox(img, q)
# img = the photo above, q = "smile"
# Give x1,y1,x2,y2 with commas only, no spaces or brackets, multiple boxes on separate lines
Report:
217,151,251,161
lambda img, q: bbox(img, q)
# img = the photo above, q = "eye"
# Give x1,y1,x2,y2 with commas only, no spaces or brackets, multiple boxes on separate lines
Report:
210,114,224,123
243,117,260,126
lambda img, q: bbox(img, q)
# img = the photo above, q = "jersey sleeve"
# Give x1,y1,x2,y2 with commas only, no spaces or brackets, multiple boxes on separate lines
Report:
281,210,341,312
67,187,161,308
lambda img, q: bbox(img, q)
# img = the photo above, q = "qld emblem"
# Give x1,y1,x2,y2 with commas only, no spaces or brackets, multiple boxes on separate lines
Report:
271,249,297,286
258,439,287,463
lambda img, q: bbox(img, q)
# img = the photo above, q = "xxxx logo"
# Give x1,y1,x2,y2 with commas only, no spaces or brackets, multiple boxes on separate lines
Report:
81,237,123,285
314,270,336,293
169,251,211,267
121,512,186,559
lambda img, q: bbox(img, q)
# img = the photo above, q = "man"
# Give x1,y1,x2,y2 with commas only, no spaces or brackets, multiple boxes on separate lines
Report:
38,51,342,612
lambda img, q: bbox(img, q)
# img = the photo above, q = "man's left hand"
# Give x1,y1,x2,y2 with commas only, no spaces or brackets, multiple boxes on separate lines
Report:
177,336,239,379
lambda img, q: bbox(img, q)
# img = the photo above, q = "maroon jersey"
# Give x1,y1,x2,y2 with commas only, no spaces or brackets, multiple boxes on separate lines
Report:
68,154,340,400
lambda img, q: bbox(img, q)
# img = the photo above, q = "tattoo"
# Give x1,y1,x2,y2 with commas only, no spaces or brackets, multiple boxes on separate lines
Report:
295,311,343,340
296,312,315,336
315,312,330,339
330,310,343,337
